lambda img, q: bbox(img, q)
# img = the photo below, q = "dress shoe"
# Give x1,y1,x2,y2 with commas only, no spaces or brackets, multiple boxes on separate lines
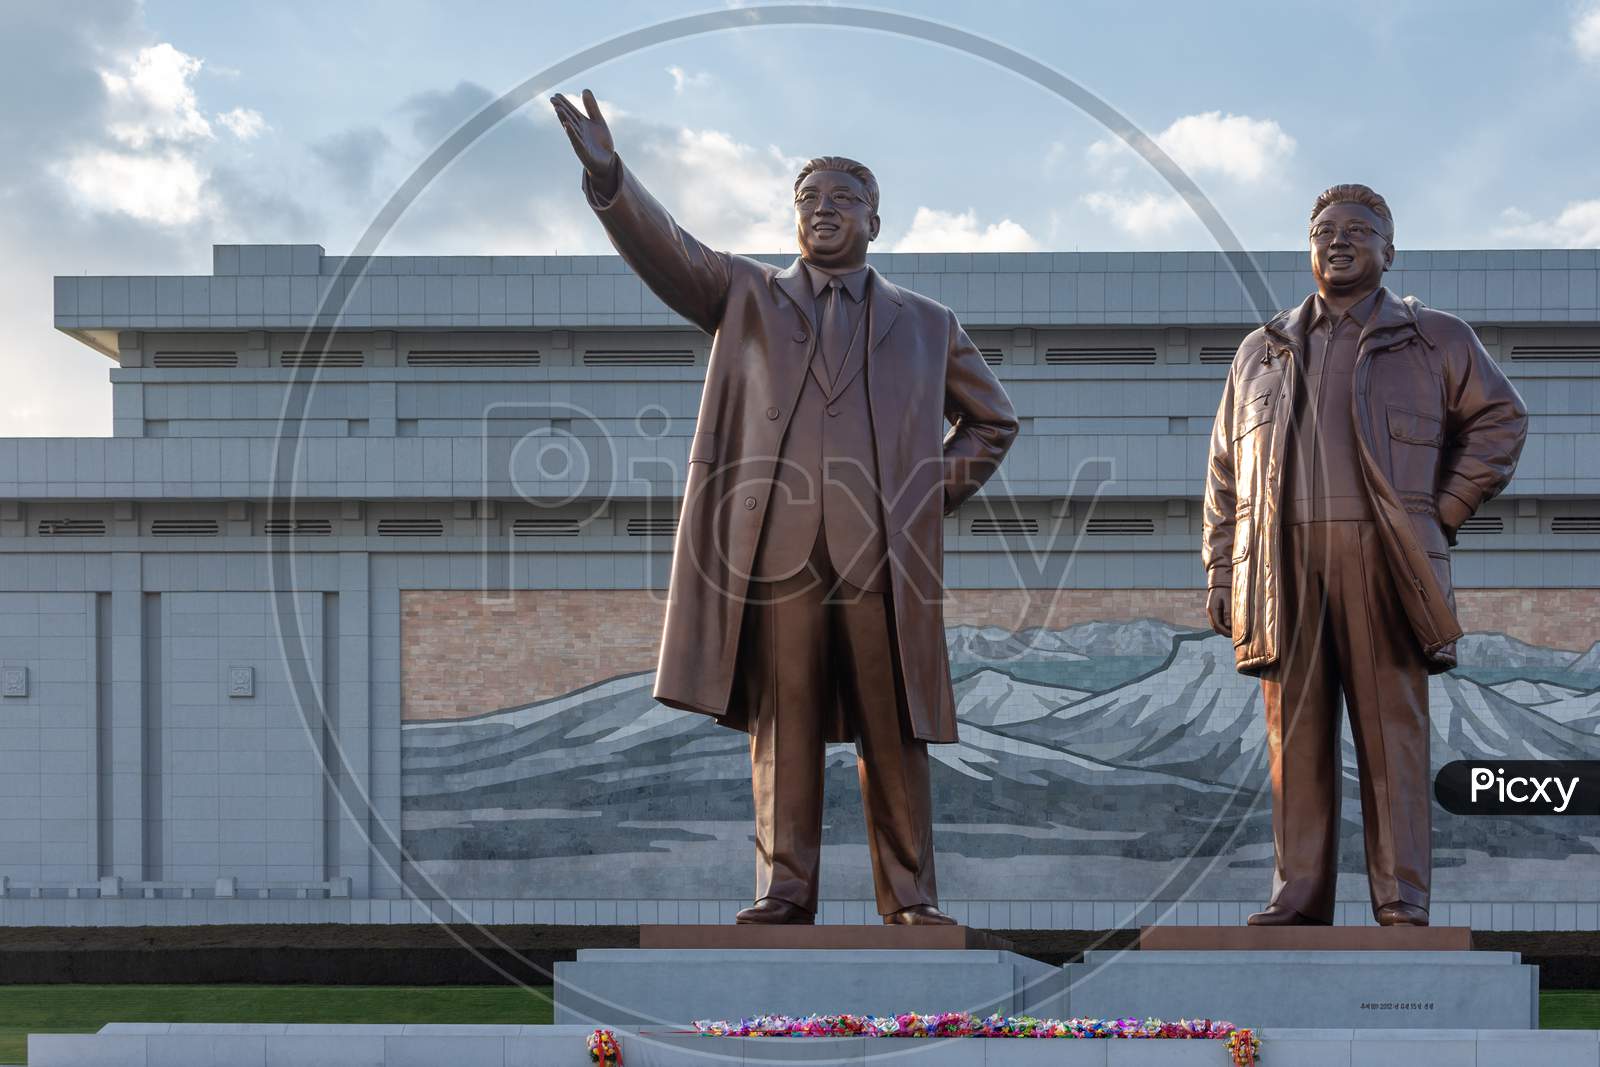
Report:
1246,903,1332,927
883,904,956,926
735,897,814,925
1375,902,1429,926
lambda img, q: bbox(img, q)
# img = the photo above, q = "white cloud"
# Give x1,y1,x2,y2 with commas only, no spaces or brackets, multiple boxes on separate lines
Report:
59,148,211,225
1088,111,1295,183
99,43,213,148
890,207,1039,252
1575,4,1600,63
55,42,273,228
1495,200,1600,246
1081,191,1190,238
217,107,267,140
635,127,801,251
667,66,713,94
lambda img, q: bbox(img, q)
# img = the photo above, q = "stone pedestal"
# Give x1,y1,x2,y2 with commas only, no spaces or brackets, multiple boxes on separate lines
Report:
554,947,1063,1026
1138,924,1472,951
639,923,1014,951
1063,949,1538,1029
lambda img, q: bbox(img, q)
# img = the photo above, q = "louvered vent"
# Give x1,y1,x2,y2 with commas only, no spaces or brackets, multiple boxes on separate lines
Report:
282,350,364,368
406,350,539,367
1084,518,1157,536
1552,516,1600,534
1044,347,1159,366
512,518,582,537
980,349,1004,367
1198,347,1238,364
584,350,695,367
1509,346,1600,362
626,518,678,536
37,519,107,537
1458,516,1503,535
377,519,444,537
152,352,238,368
151,519,220,537
970,517,1038,536
264,519,334,536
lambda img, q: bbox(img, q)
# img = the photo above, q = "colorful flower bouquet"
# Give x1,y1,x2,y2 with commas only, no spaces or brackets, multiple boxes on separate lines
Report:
593,1015,1260,1065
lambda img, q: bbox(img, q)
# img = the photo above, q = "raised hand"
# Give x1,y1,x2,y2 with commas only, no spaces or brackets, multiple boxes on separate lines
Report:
551,89,617,190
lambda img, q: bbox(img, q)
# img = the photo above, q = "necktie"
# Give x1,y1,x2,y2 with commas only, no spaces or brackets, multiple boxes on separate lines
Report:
820,277,849,386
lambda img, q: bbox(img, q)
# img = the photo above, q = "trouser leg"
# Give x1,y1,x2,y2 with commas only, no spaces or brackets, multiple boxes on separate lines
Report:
1259,522,1343,922
830,576,938,915
1326,520,1432,916
742,550,828,913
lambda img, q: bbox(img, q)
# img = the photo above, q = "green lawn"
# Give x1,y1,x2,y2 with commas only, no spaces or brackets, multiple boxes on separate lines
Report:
1542,991,1600,1029
0,985,553,1065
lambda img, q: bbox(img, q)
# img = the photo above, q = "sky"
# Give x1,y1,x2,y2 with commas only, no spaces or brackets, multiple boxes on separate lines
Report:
3,0,1599,437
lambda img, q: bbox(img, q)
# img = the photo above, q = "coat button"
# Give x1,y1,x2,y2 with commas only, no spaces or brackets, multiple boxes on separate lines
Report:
793,330,808,343
766,406,780,420
826,406,839,417
743,497,757,510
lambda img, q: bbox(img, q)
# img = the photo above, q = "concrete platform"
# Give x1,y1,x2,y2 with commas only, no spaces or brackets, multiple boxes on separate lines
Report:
1139,924,1472,950
554,948,1063,1026
27,1024,1600,1066
1064,949,1538,1029
639,924,1014,951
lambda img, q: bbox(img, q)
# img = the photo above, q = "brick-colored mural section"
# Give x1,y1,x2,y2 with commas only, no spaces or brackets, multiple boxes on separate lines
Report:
942,589,1209,632
1455,589,1600,653
401,587,1600,720
401,591,665,721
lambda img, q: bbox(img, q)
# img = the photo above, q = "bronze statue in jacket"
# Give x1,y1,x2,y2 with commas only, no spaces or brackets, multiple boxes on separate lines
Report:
1202,184,1528,927
553,90,1018,926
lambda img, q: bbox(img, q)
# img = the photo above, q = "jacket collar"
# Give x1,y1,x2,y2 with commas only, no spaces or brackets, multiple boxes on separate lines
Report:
1263,285,1418,355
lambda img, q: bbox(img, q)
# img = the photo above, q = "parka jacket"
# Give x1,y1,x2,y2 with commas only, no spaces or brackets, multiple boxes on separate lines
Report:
1202,287,1528,674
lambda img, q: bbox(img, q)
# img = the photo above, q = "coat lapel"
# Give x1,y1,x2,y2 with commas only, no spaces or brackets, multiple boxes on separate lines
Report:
774,259,815,331
771,258,834,396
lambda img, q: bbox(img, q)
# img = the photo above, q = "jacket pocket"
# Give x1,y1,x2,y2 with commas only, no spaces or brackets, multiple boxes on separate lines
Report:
1230,507,1254,646
1230,505,1252,563
1232,389,1274,440
1387,405,1443,446
1426,549,1457,615
689,430,717,465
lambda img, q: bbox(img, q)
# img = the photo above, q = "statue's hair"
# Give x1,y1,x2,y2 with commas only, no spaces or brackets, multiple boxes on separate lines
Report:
794,156,879,211
1310,183,1393,239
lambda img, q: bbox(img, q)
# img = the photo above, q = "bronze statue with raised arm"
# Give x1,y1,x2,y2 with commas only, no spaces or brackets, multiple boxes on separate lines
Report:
1202,184,1528,927
552,91,1017,926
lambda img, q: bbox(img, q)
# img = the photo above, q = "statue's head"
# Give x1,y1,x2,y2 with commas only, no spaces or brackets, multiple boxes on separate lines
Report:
1308,183,1394,296
793,156,881,268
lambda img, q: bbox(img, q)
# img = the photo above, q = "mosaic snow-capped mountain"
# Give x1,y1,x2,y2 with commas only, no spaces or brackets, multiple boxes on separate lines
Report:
401,620,1600,902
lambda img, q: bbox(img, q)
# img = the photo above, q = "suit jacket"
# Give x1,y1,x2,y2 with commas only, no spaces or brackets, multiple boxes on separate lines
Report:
583,157,1018,742
750,265,889,593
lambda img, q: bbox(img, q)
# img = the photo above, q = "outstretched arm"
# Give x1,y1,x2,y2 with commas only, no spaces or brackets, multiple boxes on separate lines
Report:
551,90,732,333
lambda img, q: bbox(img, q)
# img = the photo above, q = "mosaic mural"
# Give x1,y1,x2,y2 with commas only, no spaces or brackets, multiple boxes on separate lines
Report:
401,610,1600,905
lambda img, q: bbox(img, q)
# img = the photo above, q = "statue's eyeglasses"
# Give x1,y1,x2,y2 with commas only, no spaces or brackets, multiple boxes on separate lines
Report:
1309,221,1391,243
795,189,868,209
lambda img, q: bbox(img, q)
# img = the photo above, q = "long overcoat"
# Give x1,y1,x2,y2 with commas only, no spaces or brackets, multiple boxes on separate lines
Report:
584,159,1018,742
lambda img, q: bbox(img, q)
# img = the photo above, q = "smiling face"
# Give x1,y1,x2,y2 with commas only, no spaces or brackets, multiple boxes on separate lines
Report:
793,169,879,269
1309,201,1393,298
